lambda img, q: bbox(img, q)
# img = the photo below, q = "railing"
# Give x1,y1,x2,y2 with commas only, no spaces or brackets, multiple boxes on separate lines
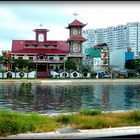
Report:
67,53,84,57
33,59,64,63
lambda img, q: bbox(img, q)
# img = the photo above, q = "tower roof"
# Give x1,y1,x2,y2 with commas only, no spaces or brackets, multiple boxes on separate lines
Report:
67,36,87,42
33,29,49,32
66,19,86,28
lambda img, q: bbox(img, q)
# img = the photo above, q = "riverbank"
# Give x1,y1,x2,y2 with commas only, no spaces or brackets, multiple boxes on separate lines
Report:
0,78,140,84
1,126,140,139
0,110,140,139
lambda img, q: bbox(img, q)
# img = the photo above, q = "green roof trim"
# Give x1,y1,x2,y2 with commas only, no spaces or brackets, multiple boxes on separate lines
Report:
85,48,101,57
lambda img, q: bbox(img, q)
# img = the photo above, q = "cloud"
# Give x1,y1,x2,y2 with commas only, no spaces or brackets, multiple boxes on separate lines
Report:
0,39,12,55
0,1,140,53
62,2,140,29
0,8,17,21
47,24,69,40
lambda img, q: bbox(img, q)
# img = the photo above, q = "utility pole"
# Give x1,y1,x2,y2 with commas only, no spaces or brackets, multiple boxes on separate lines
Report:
63,56,67,78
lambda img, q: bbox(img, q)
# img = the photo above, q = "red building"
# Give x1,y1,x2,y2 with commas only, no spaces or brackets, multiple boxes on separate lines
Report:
8,19,86,78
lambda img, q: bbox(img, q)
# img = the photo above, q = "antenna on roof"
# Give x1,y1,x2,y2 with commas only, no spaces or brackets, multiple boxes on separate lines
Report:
72,11,79,19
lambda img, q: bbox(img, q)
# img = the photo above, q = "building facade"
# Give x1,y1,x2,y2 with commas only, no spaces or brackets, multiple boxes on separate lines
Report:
83,22,140,70
6,19,86,78
84,43,109,72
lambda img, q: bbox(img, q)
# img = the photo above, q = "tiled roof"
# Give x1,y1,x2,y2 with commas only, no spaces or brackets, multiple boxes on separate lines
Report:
12,49,69,54
93,43,108,49
67,36,87,41
24,40,58,45
12,40,69,54
66,19,86,29
69,20,85,26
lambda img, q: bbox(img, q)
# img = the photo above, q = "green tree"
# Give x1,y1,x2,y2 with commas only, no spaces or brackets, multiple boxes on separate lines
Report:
0,55,10,78
125,59,140,72
12,58,26,70
27,61,36,72
65,58,77,71
81,65,91,73
12,58,36,78
60,58,77,71
25,60,36,78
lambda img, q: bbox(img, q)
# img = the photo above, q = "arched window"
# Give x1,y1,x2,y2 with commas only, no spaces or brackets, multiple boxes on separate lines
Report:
38,33,44,42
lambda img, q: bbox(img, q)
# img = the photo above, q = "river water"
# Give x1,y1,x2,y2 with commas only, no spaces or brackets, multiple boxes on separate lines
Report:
0,82,140,114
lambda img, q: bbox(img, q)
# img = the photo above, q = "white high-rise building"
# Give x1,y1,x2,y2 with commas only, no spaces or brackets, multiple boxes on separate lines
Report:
83,22,140,70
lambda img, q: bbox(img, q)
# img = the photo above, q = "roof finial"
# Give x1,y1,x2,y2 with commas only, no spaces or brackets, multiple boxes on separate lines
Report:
39,23,43,28
72,11,79,18
39,20,43,28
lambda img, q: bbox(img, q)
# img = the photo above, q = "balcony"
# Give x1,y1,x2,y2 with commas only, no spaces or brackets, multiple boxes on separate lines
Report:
101,50,108,53
33,58,64,63
101,57,108,60
101,63,109,66
67,53,84,58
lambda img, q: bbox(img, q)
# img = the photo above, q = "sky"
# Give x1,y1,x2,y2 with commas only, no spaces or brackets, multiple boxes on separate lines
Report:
1,1,140,53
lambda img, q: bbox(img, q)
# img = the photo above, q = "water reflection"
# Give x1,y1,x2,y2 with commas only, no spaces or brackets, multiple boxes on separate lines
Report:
124,84,140,110
0,82,140,114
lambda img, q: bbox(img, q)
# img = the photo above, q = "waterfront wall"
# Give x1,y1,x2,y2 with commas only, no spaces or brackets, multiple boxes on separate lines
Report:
0,79,140,84
0,71,36,79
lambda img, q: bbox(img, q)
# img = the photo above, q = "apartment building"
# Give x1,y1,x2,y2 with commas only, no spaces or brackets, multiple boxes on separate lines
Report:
83,22,140,70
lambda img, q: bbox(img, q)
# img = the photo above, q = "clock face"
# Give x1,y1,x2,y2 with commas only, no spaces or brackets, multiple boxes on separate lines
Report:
73,43,80,52
38,33,44,42
73,28,79,35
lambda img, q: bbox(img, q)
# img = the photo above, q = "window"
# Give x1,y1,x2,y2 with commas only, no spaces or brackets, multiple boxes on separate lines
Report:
18,57,23,59
49,57,53,60
29,57,33,60
38,33,44,42
34,44,38,47
59,57,64,61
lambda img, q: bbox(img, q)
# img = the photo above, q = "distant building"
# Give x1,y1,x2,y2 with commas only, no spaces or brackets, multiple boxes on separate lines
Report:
84,43,109,72
83,22,140,70
125,52,134,61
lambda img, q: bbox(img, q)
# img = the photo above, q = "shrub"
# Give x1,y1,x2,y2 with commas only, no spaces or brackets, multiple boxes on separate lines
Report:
79,108,102,116
126,110,140,122
0,119,20,136
56,115,73,124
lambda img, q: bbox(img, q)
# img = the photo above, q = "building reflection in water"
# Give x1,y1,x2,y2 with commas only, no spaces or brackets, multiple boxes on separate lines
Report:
124,83,140,110
0,83,140,113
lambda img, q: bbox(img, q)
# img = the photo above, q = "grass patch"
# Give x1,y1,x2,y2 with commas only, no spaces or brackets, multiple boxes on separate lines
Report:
79,108,102,116
122,110,140,123
1,109,140,137
55,114,73,125
0,110,60,136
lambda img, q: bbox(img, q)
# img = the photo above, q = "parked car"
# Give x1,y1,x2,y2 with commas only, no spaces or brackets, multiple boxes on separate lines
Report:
103,74,111,78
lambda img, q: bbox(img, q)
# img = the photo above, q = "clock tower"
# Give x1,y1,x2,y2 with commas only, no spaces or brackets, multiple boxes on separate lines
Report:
66,19,87,71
